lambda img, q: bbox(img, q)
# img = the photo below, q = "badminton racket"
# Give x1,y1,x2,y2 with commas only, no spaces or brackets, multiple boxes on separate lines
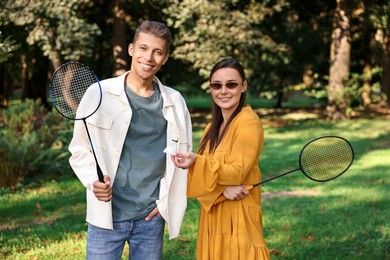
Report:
214,136,354,204
50,61,104,182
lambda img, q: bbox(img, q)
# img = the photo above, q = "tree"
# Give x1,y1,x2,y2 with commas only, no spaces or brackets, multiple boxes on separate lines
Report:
371,1,390,105
352,1,390,108
0,33,19,107
164,0,289,92
0,0,101,106
112,0,130,76
259,0,335,107
327,0,352,120
1,0,389,113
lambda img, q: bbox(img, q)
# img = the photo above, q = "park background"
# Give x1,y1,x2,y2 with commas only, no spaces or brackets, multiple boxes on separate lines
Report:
1,0,389,259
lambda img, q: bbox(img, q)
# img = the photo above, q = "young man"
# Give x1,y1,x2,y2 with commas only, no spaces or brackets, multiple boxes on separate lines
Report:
69,20,192,259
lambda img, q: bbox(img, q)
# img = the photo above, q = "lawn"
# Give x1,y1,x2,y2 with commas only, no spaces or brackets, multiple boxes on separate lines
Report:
1,112,389,259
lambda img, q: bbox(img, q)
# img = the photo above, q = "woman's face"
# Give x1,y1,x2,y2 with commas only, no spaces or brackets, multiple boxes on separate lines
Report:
210,68,247,115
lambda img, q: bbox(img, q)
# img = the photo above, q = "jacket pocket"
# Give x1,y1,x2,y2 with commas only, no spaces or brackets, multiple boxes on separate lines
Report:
86,113,114,149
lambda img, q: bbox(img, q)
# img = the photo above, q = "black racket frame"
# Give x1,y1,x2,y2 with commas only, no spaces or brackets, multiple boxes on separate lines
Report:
253,135,354,187
50,62,105,183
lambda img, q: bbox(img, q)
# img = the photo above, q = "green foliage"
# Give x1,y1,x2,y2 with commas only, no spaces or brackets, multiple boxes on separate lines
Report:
368,1,390,37
0,99,73,188
0,33,19,63
304,66,385,116
0,0,101,63
2,0,390,114
164,0,290,89
343,67,384,115
0,129,39,187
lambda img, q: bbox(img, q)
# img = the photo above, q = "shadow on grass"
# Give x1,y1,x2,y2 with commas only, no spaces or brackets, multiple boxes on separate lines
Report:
262,155,389,259
263,174,389,259
0,177,87,257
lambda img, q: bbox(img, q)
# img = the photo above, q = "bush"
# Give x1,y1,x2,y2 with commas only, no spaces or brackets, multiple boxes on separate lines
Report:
0,99,73,188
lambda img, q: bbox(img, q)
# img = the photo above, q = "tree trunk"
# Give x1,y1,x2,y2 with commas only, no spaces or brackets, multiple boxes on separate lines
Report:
20,48,51,109
275,92,283,108
21,54,28,100
27,54,50,109
327,0,351,120
112,0,129,77
380,33,390,105
274,76,287,108
49,56,61,72
361,29,376,106
0,66,9,108
361,63,372,106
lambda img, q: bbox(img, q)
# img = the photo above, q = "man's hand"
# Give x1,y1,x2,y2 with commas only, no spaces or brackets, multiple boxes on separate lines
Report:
145,207,161,221
93,175,112,202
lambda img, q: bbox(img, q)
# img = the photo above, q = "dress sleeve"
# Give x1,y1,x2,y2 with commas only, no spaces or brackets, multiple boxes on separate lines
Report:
217,119,264,185
187,154,225,212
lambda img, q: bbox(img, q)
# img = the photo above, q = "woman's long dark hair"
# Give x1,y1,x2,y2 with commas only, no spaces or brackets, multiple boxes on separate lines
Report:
198,57,247,154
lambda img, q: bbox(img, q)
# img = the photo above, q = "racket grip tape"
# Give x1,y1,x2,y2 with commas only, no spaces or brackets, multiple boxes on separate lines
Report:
213,184,254,205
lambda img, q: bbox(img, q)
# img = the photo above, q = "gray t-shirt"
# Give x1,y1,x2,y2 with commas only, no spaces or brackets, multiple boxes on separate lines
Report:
112,82,167,221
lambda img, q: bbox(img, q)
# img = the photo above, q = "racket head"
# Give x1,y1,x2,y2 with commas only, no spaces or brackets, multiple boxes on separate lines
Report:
50,62,102,120
299,136,354,182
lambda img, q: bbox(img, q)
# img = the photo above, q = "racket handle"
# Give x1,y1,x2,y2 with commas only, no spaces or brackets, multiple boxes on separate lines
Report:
213,194,226,205
213,185,254,205
246,184,254,190
97,164,105,183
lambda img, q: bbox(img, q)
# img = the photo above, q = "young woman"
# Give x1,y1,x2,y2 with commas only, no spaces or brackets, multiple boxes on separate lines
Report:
171,57,270,259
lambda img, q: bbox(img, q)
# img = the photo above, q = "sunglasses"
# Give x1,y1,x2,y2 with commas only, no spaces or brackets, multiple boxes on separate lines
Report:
209,82,240,90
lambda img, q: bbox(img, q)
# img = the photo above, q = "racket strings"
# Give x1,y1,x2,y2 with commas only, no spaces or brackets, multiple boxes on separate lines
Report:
50,63,101,120
300,137,353,181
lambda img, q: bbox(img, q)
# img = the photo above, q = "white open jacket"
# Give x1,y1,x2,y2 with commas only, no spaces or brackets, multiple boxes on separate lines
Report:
68,71,192,239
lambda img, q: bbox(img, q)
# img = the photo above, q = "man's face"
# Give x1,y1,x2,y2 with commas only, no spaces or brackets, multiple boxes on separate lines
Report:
128,32,169,81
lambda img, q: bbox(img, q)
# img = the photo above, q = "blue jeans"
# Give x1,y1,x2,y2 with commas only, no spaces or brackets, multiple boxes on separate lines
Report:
86,216,165,260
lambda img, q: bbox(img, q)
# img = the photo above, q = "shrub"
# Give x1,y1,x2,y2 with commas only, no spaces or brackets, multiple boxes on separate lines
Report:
0,99,73,188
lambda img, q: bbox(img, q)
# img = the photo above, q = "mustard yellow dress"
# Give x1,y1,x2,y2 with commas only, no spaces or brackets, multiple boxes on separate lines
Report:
187,106,270,260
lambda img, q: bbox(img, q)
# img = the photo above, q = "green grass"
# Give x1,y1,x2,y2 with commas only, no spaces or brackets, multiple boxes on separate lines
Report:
259,116,390,259
1,114,389,259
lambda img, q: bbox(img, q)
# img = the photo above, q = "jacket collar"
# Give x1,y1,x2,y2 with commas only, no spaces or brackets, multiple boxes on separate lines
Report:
106,71,175,109
106,72,128,96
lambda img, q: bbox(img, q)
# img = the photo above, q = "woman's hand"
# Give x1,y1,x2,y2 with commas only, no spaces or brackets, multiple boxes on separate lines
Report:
223,185,249,201
171,152,197,169
93,175,112,202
